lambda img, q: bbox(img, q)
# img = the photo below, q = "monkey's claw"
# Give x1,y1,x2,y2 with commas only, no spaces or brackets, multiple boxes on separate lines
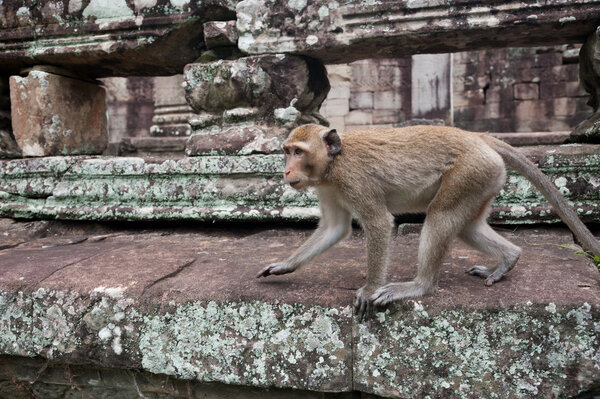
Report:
256,262,293,278
354,286,375,321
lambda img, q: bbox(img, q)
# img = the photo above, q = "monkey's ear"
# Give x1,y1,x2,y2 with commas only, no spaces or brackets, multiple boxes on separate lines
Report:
323,129,342,156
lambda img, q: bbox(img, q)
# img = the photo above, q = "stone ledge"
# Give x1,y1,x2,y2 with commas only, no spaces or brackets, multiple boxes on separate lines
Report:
1,144,600,224
0,220,598,398
237,0,600,64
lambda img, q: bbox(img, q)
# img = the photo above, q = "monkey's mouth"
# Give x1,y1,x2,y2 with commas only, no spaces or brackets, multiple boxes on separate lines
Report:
289,180,302,188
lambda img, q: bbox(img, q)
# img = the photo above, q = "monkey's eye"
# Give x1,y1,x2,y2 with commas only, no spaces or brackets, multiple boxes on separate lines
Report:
294,148,303,156
283,148,290,155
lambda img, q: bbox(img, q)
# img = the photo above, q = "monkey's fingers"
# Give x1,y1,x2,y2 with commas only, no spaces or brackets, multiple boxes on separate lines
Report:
256,263,291,278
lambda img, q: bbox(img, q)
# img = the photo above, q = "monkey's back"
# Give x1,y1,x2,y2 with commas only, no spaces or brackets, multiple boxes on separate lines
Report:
328,126,504,212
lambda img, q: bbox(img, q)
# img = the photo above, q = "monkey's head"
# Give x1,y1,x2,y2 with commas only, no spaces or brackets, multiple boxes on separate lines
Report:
281,124,342,190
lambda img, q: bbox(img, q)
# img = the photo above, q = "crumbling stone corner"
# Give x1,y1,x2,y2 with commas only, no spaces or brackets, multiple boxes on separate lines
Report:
182,40,331,156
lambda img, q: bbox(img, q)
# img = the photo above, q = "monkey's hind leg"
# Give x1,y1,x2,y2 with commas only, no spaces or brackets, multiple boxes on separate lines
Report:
460,217,521,286
371,212,455,306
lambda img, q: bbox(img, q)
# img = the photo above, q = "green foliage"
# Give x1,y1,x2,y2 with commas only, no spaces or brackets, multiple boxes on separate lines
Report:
561,244,600,271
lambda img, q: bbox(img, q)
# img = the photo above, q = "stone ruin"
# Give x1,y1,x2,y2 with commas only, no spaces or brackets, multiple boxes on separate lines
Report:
0,1,599,398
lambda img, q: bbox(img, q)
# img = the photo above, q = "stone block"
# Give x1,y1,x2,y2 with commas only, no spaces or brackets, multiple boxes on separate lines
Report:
326,65,352,81
9,71,107,156
372,109,404,124
344,110,372,125
540,81,586,99
320,98,349,117
186,126,286,156
452,89,485,107
519,68,542,83
184,55,329,119
552,97,578,117
515,100,548,121
513,83,539,100
325,116,345,133
351,61,379,91
374,90,402,110
326,83,351,100
349,91,374,110
203,20,238,49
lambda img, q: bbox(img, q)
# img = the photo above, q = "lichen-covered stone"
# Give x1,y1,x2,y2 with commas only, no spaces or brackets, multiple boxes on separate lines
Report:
185,125,287,155
0,144,599,223
0,225,598,397
9,71,107,156
204,20,239,49
236,0,600,64
0,1,237,77
183,55,329,156
183,55,329,118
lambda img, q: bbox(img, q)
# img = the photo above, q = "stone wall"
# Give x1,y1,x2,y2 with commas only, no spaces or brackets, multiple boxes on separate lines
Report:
320,60,412,133
453,45,589,133
319,46,589,134
102,77,155,143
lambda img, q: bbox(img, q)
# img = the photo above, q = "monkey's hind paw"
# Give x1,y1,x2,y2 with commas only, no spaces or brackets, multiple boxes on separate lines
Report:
467,266,505,286
256,262,293,278
466,265,492,278
371,281,428,307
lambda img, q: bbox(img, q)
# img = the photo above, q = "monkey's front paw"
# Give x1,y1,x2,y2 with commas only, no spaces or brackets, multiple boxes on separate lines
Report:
256,262,294,278
354,286,377,321
371,281,428,306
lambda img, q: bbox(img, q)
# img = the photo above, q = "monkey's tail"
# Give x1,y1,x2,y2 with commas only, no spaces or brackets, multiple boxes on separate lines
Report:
483,135,600,259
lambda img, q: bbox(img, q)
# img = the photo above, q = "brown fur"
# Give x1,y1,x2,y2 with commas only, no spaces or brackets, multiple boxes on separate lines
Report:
257,124,600,319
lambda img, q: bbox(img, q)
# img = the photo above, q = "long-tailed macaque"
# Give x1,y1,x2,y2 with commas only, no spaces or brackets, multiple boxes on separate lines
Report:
256,124,600,319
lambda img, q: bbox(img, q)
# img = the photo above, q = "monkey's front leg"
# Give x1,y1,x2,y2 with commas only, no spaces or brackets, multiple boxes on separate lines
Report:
354,212,394,320
256,207,352,278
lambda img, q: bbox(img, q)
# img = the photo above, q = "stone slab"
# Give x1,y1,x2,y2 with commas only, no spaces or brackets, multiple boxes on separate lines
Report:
0,1,237,77
0,144,599,224
9,71,107,156
237,0,600,64
0,220,598,397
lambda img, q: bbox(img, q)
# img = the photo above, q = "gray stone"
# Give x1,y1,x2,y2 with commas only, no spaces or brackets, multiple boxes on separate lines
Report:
0,221,598,397
236,0,600,64
9,70,107,156
0,144,599,224
183,55,329,118
183,55,329,156
0,1,237,77
203,20,239,49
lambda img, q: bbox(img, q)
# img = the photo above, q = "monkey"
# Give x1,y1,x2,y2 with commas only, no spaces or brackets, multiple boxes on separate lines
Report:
256,124,600,319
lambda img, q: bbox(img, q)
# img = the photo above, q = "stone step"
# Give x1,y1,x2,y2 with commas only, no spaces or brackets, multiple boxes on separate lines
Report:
0,219,598,398
1,144,599,224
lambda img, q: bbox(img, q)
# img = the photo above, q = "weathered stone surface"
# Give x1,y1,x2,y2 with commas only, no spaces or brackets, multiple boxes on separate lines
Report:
184,55,329,118
185,125,286,156
0,220,598,397
204,20,239,49
183,55,329,155
150,75,195,137
0,144,599,224
0,356,355,399
0,1,236,77
102,76,155,143
9,71,107,156
573,28,600,143
236,0,600,64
